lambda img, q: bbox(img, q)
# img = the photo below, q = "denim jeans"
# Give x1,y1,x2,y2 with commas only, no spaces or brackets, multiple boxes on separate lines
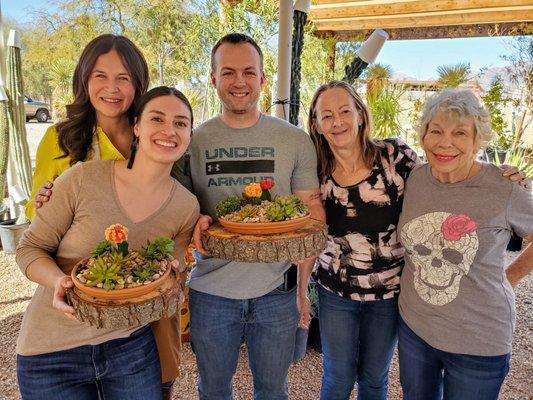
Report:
189,287,299,400
398,317,510,400
318,285,398,400
17,325,162,400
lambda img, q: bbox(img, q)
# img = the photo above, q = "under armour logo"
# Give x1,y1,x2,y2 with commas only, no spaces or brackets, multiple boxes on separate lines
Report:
207,164,221,173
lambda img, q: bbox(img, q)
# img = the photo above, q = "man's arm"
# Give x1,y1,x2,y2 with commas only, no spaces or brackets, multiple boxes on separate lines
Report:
293,188,325,328
293,188,325,223
506,234,533,288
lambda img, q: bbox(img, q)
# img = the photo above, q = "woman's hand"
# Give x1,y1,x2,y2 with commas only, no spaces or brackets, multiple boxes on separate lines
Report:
501,165,530,189
52,275,76,318
35,180,55,209
192,214,213,255
297,292,312,329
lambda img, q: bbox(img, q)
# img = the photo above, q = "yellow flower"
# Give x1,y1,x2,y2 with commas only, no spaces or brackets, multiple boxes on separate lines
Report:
105,224,129,244
244,183,262,198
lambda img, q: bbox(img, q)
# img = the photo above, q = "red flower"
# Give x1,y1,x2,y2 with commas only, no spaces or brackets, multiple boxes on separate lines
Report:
260,179,275,190
442,214,476,241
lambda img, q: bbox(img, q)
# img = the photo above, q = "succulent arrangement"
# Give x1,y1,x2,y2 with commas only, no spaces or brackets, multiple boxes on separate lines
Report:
216,180,309,223
75,224,174,290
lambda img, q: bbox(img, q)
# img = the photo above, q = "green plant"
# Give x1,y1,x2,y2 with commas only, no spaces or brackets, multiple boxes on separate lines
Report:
494,147,533,177
368,85,405,139
436,62,471,87
139,237,175,261
91,240,113,257
266,196,309,221
84,257,123,290
482,78,511,151
133,260,161,281
216,196,248,218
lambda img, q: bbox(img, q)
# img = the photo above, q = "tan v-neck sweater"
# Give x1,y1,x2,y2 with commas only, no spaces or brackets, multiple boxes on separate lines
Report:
16,160,199,356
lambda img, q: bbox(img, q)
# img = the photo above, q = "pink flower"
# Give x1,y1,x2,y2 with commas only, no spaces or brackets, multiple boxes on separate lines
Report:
442,214,476,241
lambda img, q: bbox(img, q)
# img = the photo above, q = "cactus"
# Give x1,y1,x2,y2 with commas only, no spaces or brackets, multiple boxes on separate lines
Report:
0,92,9,202
6,30,33,200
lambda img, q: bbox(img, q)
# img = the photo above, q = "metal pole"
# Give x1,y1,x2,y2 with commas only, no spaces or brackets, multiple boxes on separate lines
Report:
274,0,293,120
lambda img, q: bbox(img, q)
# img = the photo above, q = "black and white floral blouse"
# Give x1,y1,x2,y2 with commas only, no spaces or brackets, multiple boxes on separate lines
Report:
316,138,419,301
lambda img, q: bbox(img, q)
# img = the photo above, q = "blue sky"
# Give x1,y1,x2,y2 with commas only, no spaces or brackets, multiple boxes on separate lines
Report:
1,0,518,80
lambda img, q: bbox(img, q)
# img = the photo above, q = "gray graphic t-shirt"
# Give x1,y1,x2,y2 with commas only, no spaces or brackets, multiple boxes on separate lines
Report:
188,114,319,299
398,163,532,356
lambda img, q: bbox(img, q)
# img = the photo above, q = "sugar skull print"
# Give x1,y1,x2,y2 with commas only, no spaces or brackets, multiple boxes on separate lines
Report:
401,212,479,306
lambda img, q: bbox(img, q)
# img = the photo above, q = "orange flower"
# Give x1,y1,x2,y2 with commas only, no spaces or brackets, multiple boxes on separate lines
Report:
105,224,129,244
244,183,262,198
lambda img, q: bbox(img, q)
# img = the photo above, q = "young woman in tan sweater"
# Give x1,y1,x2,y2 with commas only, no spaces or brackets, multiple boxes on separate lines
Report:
16,87,200,400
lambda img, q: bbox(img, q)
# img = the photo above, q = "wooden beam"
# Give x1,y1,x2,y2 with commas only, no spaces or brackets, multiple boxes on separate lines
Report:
315,22,533,41
312,7,533,31
310,0,533,20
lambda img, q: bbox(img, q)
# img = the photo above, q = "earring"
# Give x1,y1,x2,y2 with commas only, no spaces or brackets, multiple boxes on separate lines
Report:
126,135,139,169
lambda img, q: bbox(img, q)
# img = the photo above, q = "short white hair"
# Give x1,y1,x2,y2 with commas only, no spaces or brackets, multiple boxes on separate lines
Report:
418,88,493,150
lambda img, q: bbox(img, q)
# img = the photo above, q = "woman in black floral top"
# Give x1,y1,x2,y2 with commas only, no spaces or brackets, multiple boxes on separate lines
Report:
307,80,419,400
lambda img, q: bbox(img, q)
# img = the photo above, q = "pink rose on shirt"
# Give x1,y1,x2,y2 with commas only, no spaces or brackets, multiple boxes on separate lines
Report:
442,214,477,241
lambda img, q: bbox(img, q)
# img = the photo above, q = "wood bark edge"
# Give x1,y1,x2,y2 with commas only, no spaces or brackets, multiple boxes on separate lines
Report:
66,277,180,330
201,220,328,263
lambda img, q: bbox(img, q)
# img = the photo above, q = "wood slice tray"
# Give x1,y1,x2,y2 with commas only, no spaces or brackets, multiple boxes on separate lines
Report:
66,274,180,330
201,219,328,263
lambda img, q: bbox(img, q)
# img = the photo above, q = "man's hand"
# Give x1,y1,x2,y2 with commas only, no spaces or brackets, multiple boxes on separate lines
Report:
297,292,312,329
35,180,55,209
52,275,76,318
501,165,530,189
192,214,213,254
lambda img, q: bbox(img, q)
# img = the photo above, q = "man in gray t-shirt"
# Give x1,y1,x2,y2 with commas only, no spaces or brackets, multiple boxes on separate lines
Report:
188,33,324,400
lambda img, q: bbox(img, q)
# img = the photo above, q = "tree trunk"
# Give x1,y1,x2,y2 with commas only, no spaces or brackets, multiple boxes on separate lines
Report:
67,276,180,330
201,219,328,263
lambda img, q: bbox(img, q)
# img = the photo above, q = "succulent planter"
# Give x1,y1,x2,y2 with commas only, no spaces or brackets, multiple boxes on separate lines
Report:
71,257,172,300
219,214,311,235
66,224,181,329
202,219,328,263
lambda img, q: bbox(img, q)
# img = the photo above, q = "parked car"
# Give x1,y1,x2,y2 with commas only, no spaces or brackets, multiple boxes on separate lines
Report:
24,96,51,122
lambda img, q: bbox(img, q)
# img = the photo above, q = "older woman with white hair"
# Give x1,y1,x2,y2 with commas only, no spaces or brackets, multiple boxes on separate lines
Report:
397,88,533,400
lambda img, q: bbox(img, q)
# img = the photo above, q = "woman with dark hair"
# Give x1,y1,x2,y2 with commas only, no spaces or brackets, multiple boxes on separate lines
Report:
26,33,149,219
16,86,199,400
25,35,182,399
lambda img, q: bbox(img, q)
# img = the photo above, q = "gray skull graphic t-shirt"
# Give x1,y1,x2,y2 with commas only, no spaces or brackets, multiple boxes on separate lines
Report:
398,163,532,356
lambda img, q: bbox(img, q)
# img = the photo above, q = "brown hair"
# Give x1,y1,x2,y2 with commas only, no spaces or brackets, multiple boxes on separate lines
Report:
57,34,149,165
308,80,379,183
210,32,263,71
135,86,193,126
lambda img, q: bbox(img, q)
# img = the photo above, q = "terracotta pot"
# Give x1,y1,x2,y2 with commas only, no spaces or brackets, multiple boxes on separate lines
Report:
71,257,172,300
219,214,310,235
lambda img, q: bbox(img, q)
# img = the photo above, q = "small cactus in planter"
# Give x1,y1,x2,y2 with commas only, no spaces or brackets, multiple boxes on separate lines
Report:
75,224,175,291
216,180,309,223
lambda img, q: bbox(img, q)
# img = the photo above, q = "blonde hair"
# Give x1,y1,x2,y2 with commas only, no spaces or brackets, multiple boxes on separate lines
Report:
418,88,493,150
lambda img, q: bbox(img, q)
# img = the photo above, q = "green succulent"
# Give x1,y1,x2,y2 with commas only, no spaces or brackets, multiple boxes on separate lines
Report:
83,257,123,290
215,196,247,218
139,237,175,261
91,240,113,257
266,196,309,221
133,261,160,281
233,204,261,221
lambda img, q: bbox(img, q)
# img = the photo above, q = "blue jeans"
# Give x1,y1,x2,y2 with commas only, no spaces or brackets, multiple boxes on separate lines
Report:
318,285,398,400
189,287,299,400
398,317,510,400
17,325,162,400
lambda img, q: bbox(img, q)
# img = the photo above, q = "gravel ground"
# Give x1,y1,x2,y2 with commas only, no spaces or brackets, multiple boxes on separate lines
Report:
0,251,531,400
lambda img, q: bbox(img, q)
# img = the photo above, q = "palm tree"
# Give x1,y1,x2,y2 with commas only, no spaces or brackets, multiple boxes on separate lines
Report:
436,62,471,87
365,63,392,102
